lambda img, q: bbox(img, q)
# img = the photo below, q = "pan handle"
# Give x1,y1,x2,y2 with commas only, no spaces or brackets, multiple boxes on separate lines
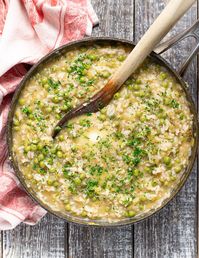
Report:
154,19,199,76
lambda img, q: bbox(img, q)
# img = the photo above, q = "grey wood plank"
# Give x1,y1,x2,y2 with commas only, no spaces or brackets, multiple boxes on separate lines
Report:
68,1,134,257
2,214,66,258
69,225,133,258
91,0,134,40
133,1,198,258
1,232,2,258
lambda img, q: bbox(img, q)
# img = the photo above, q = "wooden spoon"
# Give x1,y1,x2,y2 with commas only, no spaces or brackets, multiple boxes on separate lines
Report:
52,0,195,138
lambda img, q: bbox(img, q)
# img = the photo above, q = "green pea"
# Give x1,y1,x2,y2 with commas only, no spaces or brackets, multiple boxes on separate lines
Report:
44,84,50,90
54,126,61,133
144,167,151,173
24,146,31,153
152,180,158,187
127,84,133,90
79,77,86,83
39,102,44,108
38,154,44,161
13,119,20,126
162,81,169,88
49,167,56,173
164,98,170,105
98,114,106,121
125,79,132,85
135,79,142,84
47,179,54,186
74,177,81,186
55,114,61,120
157,113,167,119
163,156,171,165
139,205,144,211
88,54,97,61
67,67,72,73
164,180,170,186
80,174,86,180
101,71,111,78
39,161,45,168
63,200,69,205
133,169,140,177
57,151,63,158
170,175,176,181
29,114,34,120
100,108,106,114
175,166,182,174
34,158,39,164
160,72,167,81
84,64,91,70
117,55,126,61
114,92,120,100
133,84,141,91
14,126,20,131
51,148,57,154
30,144,37,151
140,115,146,122
53,181,59,187
61,104,71,111
81,211,87,217
140,195,147,202
37,143,43,150
159,119,165,126
59,135,64,141
65,204,71,211
52,96,59,103
45,107,52,113
179,113,184,120
137,90,145,97
41,78,48,85
26,174,32,180
126,211,136,217
18,99,25,105
47,158,53,165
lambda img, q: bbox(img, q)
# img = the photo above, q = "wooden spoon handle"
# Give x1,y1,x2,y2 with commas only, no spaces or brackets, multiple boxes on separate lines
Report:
110,0,196,89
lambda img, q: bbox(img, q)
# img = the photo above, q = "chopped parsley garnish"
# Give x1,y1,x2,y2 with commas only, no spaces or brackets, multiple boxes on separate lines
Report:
47,78,61,90
115,131,124,139
89,165,104,176
68,54,95,88
127,137,140,147
170,99,179,108
38,168,46,175
79,119,91,127
69,54,89,78
22,106,31,116
85,179,98,198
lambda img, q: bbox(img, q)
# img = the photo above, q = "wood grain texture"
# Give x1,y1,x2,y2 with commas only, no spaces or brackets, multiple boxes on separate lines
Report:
91,0,134,40
1,232,3,258
2,214,66,258
68,1,135,257
68,225,133,258
133,1,198,258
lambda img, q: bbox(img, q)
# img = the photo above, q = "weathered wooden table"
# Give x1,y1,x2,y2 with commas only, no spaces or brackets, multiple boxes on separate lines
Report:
1,0,198,257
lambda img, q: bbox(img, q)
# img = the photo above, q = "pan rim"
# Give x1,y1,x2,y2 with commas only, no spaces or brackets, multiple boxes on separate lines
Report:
6,36,199,227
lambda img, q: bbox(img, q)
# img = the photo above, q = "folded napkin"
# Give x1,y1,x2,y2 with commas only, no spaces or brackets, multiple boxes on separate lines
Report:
0,0,98,230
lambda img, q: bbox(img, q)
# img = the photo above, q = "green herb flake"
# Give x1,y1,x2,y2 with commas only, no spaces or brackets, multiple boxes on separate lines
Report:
170,99,179,108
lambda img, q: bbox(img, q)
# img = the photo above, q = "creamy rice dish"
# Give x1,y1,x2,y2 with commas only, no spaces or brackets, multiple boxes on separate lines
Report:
12,43,194,222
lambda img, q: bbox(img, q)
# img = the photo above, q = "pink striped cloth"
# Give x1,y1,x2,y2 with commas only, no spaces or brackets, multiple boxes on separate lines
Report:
0,0,98,230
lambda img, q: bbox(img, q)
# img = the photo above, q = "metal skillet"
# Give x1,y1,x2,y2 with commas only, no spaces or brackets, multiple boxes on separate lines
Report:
7,23,199,226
